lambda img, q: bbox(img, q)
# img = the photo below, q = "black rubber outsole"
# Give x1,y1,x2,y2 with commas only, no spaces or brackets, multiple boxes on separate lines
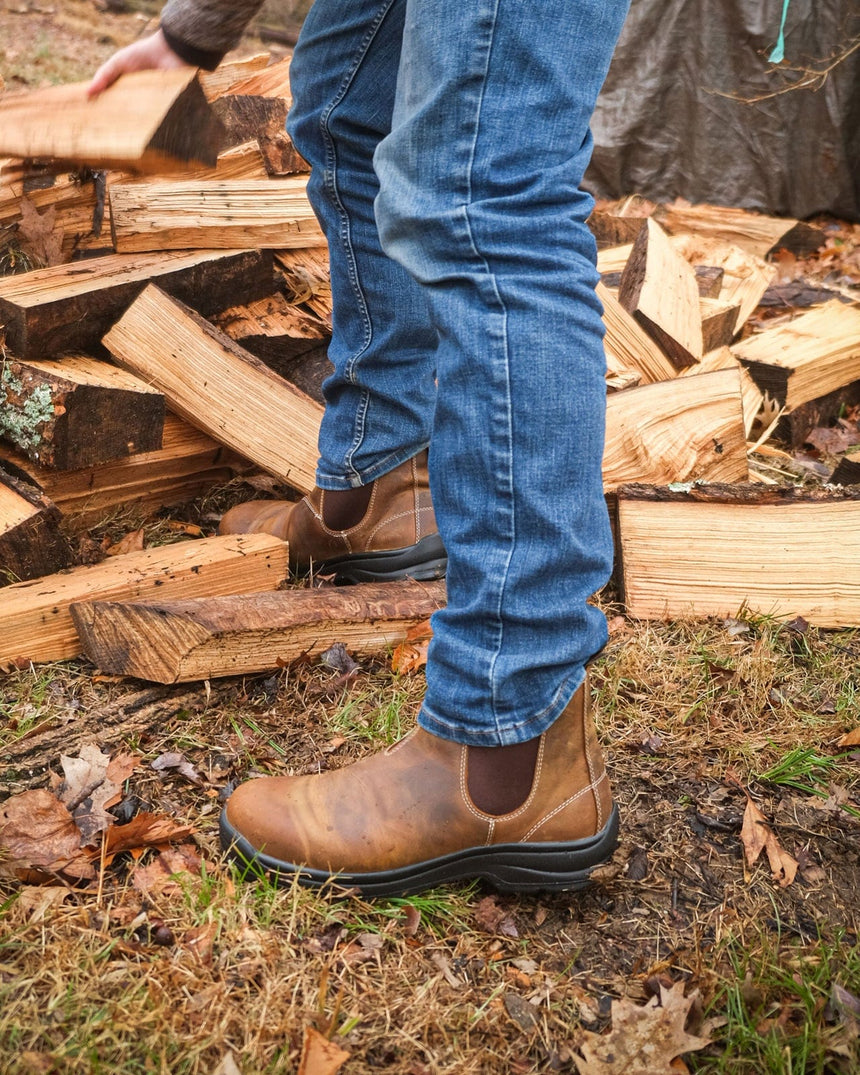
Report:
313,532,447,584
220,805,620,897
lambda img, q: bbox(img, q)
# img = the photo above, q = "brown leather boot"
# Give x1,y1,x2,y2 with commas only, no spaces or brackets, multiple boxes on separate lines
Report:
220,678,618,896
218,450,446,583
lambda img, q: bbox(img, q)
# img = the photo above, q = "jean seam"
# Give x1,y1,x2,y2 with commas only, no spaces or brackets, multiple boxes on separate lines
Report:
459,0,515,740
318,0,398,480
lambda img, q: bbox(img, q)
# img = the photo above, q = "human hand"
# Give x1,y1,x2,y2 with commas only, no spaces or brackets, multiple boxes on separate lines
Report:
88,28,192,96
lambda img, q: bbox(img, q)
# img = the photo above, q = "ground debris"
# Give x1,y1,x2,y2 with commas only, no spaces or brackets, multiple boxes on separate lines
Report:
573,981,716,1075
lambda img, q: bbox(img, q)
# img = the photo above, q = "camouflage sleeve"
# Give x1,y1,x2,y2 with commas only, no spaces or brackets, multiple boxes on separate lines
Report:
159,0,267,70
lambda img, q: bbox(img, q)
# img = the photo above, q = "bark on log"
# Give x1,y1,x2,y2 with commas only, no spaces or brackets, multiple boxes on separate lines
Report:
0,248,274,358
0,533,288,668
0,355,164,469
0,467,72,583
72,578,447,683
0,414,252,529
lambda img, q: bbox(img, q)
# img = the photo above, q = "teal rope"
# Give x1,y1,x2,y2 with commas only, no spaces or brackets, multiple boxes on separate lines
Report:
769,0,791,62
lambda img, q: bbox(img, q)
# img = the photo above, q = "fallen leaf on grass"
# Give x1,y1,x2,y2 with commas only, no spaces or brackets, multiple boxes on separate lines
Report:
105,812,195,856
151,751,206,787
181,921,218,965
297,1026,350,1075
740,797,798,887
837,727,860,748
504,992,539,1032
16,885,71,922
59,743,139,845
0,789,95,881
474,895,519,938
574,982,714,1075
131,843,202,895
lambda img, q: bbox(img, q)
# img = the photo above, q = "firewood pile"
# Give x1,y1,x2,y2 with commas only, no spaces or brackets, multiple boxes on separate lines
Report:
0,57,859,680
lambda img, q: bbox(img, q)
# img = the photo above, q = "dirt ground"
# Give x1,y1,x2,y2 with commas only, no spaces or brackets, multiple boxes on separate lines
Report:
1,4,860,1074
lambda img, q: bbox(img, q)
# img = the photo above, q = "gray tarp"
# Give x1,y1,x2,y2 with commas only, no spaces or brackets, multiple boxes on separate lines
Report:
586,0,860,220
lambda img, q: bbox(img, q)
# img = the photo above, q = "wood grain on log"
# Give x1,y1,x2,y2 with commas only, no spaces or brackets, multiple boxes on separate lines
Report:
732,300,860,412
0,468,72,583
619,218,704,368
0,533,288,668
0,414,252,529
108,178,324,252
0,70,225,171
103,285,323,494
618,484,860,627
603,368,748,492
598,283,678,386
73,578,447,683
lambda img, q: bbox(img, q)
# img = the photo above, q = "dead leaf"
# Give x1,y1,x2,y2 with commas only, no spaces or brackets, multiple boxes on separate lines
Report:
504,992,539,1032
297,1026,350,1075
151,751,206,787
213,1052,242,1075
402,904,421,935
104,812,195,856
16,885,70,922
474,895,519,937
131,844,202,896
391,618,433,673
837,728,860,748
17,198,64,267
104,528,145,556
0,789,95,881
59,743,122,845
319,642,359,676
574,982,714,1075
181,921,218,965
740,797,798,887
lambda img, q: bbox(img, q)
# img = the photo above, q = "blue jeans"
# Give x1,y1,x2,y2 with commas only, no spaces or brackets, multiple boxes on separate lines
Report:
288,0,630,746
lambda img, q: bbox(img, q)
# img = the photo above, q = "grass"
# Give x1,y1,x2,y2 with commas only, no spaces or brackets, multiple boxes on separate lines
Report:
1,614,858,1073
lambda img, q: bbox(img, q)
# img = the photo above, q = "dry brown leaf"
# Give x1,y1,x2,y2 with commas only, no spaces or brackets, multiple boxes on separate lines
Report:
151,751,206,787
17,198,64,267
181,921,218,965
837,727,860,747
0,789,95,881
297,1026,350,1075
59,742,122,845
574,982,714,1075
16,885,71,922
131,844,202,896
104,812,195,856
740,797,798,887
391,617,433,673
105,528,145,556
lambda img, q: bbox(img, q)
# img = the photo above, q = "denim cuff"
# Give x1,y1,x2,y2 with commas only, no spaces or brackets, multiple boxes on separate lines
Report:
161,25,224,71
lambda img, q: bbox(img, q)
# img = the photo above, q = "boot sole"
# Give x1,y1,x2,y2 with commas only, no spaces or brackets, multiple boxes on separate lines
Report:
315,532,447,584
220,804,619,897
